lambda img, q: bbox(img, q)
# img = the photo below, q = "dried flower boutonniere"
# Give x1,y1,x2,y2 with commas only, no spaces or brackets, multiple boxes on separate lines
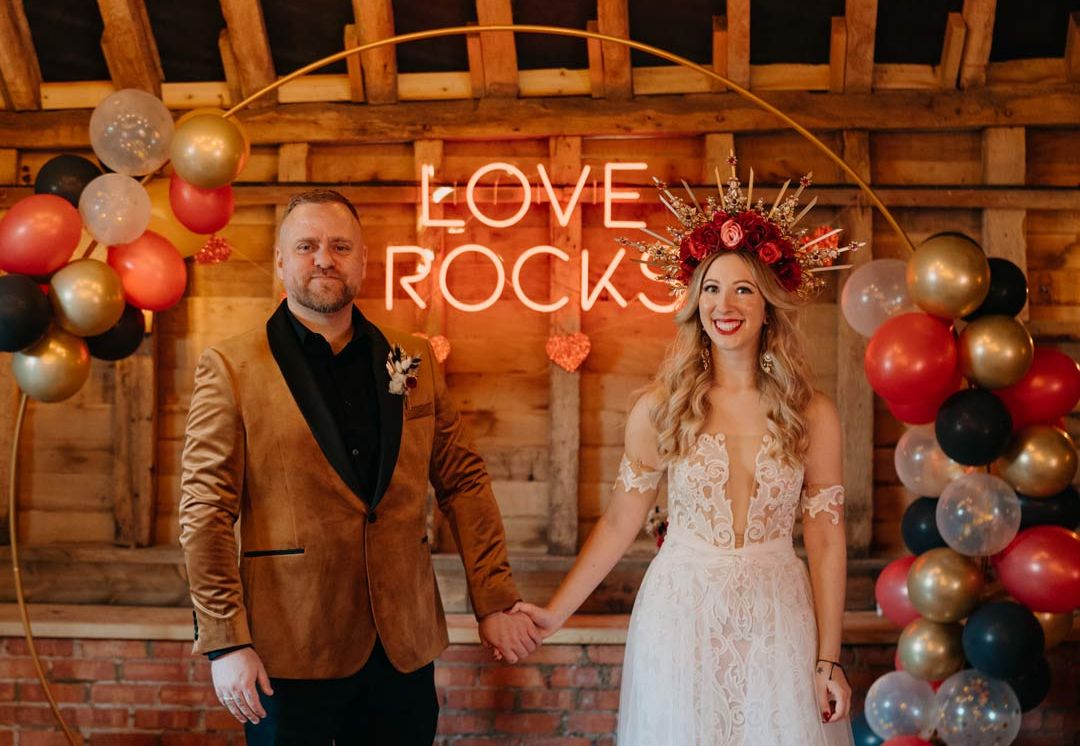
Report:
644,505,669,549
386,345,422,399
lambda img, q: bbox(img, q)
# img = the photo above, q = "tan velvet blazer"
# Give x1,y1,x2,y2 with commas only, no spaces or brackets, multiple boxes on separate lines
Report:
179,303,519,678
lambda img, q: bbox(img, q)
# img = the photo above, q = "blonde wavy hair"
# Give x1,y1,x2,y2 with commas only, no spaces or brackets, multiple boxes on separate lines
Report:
647,251,815,468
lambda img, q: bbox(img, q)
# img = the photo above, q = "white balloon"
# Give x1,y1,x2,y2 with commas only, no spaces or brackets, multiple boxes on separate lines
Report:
895,425,968,497
89,89,174,176
865,670,935,740
934,669,1021,746
79,174,152,246
842,258,917,337
937,472,1021,557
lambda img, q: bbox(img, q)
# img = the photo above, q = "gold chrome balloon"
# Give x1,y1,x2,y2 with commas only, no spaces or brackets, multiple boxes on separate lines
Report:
145,179,204,258
907,233,990,319
12,326,91,402
1035,611,1073,651
48,258,125,337
958,315,1034,389
898,618,965,681
169,113,245,190
996,425,1079,498
907,547,984,623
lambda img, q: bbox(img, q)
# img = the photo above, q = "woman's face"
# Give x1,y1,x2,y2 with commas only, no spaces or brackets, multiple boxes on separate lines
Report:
698,253,767,353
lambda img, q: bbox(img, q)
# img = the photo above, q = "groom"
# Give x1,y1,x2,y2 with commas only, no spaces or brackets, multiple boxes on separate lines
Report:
179,189,540,744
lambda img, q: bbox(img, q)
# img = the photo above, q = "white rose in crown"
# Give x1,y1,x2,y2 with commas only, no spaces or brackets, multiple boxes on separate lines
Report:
386,345,422,398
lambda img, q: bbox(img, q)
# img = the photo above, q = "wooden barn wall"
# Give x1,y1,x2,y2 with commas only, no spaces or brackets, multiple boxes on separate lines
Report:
1,126,1078,562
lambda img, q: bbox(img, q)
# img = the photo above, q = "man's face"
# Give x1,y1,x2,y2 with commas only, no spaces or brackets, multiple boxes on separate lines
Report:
275,202,367,314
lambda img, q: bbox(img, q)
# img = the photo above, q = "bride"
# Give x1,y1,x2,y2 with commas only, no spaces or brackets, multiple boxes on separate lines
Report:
514,166,855,745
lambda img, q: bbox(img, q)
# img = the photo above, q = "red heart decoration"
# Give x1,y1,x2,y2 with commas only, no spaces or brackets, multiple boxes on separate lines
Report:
412,332,451,363
546,332,591,373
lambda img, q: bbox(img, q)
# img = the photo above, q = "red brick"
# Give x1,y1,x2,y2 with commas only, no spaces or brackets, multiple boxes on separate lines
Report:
443,687,515,710
439,646,502,663
527,740,592,746
46,659,117,682
122,660,189,682
567,711,618,734
134,707,202,729
0,682,14,701
3,639,74,657
435,665,477,687
608,665,622,688
162,735,233,746
576,688,621,710
585,645,626,665
16,682,88,704
150,640,190,659
18,732,71,746
78,639,149,658
477,666,545,688
549,665,600,688
519,689,574,711
441,739,502,746
88,735,160,746
159,682,218,706
205,708,246,731
65,704,130,728
493,711,561,734
190,659,212,682
522,646,584,665
91,682,158,705
0,729,12,746
0,657,37,679
437,712,494,734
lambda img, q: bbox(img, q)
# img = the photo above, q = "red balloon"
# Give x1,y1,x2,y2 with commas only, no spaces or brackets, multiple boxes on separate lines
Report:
865,313,958,404
107,230,187,311
883,738,932,746
992,526,1080,613
995,348,1080,430
876,555,921,627
168,173,235,234
886,372,962,424
0,194,82,275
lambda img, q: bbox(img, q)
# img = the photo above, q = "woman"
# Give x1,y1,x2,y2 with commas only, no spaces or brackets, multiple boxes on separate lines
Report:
514,168,855,745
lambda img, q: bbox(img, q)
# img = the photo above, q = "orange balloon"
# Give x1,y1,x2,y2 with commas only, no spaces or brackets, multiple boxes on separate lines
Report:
144,179,205,258
107,230,187,311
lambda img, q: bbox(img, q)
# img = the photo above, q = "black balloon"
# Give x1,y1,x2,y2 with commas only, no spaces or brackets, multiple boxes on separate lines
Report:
935,388,1013,465
966,258,1028,320
1006,656,1051,712
851,711,883,746
1019,486,1080,531
962,601,1045,680
0,273,52,352
902,496,948,555
85,304,145,361
33,154,103,207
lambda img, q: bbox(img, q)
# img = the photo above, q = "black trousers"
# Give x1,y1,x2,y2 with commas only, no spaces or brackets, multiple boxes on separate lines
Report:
244,640,439,745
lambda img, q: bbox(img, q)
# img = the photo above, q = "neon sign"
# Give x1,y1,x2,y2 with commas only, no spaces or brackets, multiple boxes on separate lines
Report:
389,161,678,314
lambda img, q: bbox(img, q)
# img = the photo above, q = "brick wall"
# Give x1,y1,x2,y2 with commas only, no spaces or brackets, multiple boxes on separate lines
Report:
0,638,1077,744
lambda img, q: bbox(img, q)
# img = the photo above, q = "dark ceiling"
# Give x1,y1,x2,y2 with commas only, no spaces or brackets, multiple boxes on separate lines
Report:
22,0,1080,83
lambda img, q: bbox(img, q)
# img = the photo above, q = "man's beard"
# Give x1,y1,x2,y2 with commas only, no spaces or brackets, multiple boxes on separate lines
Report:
289,274,357,313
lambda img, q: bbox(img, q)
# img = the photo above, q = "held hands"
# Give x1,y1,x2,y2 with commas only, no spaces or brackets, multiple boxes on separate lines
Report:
509,601,563,641
814,658,851,725
478,609,543,664
211,647,274,725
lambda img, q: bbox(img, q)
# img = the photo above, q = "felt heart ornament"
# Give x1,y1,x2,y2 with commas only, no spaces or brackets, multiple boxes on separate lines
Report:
546,332,591,373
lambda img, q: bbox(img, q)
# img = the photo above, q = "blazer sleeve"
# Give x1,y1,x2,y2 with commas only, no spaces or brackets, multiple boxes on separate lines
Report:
179,347,252,654
426,342,521,619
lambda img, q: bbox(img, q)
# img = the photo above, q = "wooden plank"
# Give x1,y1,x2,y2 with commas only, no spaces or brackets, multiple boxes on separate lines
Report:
711,15,727,93
837,130,874,557
597,0,632,100
586,20,604,98
219,0,277,106
353,0,397,105
960,0,996,89
466,23,485,98
1068,12,1080,83
844,0,877,93
830,16,847,93
97,0,163,96
982,127,1027,319
0,147,15,185
112,335,157,547
986,58,1066,88
0,0,41,110
547,135,583,555
217,28,242,107
937,12,966,89
725,0,750,89
343,24,366,102
475,0,518,97
703,132,734,184
872,64,937,90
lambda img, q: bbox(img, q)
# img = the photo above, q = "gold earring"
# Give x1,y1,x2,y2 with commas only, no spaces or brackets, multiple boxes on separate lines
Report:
701,334,711,372
760,351,774,374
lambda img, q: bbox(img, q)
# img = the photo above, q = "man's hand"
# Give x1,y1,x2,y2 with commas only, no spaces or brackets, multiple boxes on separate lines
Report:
509,601,563,640
211,647,274,724
478,610,542,664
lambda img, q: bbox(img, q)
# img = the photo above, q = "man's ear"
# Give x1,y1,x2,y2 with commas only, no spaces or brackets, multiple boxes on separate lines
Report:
274,245,284,280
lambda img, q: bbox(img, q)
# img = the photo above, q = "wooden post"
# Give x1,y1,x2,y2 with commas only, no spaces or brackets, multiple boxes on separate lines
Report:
597,0,632,100
703,132,735,184
547,136,583,555
0,0,41,110
343,25,366,102
982,127,1028,319
0,359,16,546
97,0,163,96
586,20,604,98
725,0,750,89
830,17,847,93
219,0,277,106
960,0,996,89
353,0,398,105
936,12,966,89
710,15,728,93
1067,12,1080,82
843,0,877,94
112,336,158,547
836,130,874,556
475,0,518,97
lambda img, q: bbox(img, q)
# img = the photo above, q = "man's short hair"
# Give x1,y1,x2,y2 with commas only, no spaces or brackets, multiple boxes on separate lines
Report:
280,189,360,225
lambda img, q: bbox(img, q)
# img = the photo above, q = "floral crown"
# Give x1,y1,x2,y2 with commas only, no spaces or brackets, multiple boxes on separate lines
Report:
618,153,862,300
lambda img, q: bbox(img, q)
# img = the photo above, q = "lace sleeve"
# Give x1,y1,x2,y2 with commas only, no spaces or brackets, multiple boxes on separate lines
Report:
615,454,664,494
801,484,845,525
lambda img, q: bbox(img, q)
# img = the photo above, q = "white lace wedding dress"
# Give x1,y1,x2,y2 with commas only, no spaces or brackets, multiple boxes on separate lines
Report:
616,432,854,746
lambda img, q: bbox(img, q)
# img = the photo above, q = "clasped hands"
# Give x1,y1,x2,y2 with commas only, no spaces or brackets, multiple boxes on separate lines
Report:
480,601,563,663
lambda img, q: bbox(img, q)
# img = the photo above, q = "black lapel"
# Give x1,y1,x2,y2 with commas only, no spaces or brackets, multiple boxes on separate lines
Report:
265,302,364,501
360,314,403,510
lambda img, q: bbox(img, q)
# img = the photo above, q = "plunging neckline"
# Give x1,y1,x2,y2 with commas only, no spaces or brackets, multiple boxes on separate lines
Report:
696,431,770,548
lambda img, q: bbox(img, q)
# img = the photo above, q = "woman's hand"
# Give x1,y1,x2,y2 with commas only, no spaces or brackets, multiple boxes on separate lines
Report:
509,602,564,640
815,659,851,724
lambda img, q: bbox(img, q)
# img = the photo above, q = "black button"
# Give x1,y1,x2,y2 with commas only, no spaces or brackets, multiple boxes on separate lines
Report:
351,448,359,456
368,511,377,524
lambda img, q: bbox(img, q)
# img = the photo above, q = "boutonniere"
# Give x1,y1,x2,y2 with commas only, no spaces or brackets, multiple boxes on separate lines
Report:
386,345,422,398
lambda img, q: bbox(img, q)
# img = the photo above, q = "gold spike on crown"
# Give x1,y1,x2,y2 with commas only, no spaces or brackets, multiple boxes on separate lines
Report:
617,152,863,301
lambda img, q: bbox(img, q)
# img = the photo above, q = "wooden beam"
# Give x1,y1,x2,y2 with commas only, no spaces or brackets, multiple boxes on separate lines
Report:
97,0,163,96
844,0,877,93
219,0,277,106
0,0,41,110
466,23,485,98
547,136,583,555
960,0,996,89
836,130,874,557
353,0,397,105
710,16,727,93
1066,12,1080,83
830,16,847,93
217,29,241,107
597,0,631,100
344,24,366,102
982,127,1028,319
725,0,750,89
112,336,157,547
475,0,517,97
702,132,734,184
936,12,966,89
586,20,604,98
0,147,16,184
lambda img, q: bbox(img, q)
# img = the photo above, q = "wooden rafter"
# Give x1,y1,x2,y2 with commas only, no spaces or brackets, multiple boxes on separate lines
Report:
353,0,396,105
936,12,966,89
0,0,41,111
586,19,604,98
710,15,727,92
724,0,750,89
1066,12,1080,83
219,0,277,106
344,24,365,102
960,0,996,88
597,0,631,100
830,16,847,93
843,0,877,93
475,0,517,97
97,0,163,96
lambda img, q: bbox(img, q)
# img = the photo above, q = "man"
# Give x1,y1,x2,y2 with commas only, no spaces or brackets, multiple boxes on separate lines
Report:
179,189,540,744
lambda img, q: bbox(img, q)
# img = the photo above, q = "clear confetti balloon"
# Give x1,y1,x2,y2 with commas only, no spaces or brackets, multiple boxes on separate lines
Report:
933,669,1021,746
78,173,151,246
937,473,1021,557
842,258,917,338
865,671,935,740
895,425,968,497
89,89,174,176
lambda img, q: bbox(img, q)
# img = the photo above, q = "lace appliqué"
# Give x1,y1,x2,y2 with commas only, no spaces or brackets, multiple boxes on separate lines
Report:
616,454,663,494
801,484,845,525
